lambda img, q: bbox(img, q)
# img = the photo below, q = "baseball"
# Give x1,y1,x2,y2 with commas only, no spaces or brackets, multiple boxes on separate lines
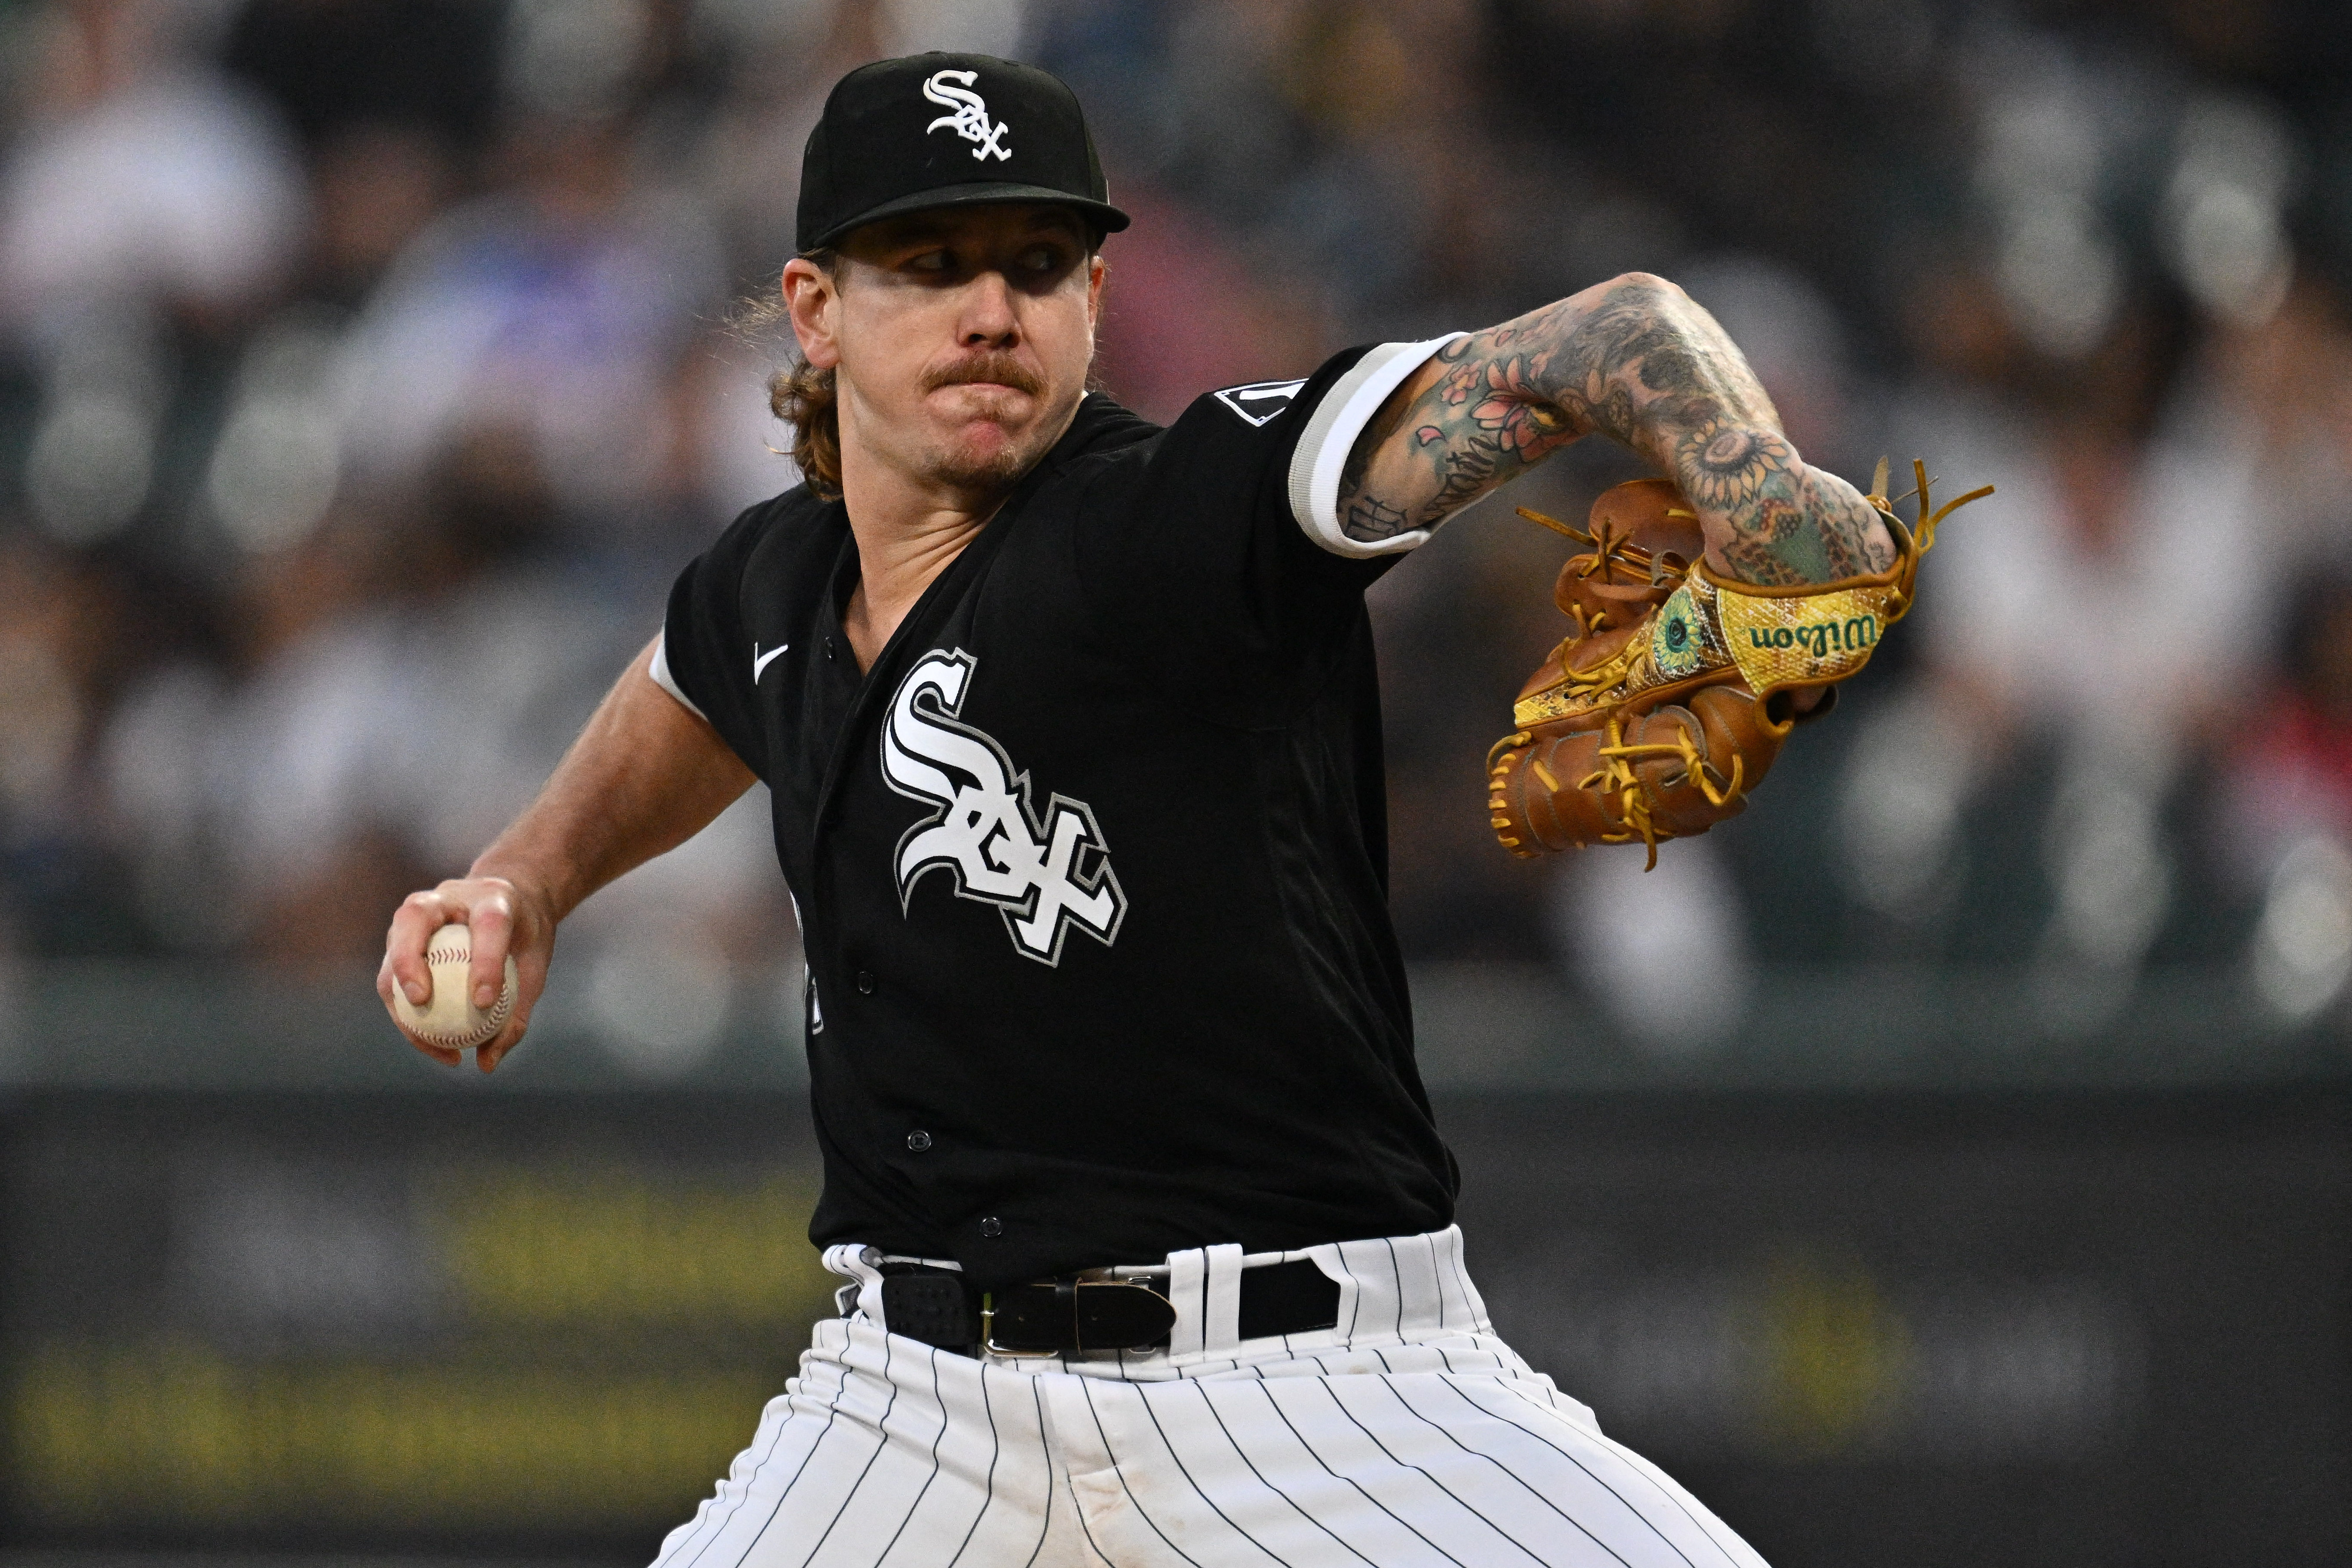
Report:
392,924,517,1051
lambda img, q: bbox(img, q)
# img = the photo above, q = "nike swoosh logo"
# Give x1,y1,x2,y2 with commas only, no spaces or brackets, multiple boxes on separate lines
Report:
752,643,789,682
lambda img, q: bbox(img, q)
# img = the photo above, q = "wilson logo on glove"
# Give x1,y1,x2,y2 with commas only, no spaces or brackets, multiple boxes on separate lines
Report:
1739,616,1878,655
1487,461,1989,868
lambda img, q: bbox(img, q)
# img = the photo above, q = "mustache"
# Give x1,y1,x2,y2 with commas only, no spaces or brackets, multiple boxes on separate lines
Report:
921,353,1043,397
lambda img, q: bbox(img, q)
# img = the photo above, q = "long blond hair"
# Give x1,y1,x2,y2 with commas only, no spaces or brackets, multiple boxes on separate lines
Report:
737,248,843,498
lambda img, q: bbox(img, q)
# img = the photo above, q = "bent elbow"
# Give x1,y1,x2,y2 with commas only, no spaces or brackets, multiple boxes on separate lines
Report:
1607,270,1685,302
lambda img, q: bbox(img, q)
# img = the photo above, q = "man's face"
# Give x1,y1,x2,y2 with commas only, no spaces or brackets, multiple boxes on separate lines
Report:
785,203,1104,501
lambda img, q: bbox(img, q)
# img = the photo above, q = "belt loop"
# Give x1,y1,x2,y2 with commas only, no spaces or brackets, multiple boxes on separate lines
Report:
1202,1244,1244,1357
1435,1225,1490,1332
1166,1245,1207,1360
822,1243,885,1324
1309,1241,1361,1344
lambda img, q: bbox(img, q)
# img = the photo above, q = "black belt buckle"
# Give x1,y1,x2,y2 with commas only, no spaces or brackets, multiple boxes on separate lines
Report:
983,1270,1177,1356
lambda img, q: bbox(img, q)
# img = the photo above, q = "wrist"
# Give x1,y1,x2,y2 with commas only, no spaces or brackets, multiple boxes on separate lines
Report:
464,858,569,927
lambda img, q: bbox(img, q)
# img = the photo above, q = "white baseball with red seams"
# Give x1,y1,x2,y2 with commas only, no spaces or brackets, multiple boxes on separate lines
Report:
391,924,516,1050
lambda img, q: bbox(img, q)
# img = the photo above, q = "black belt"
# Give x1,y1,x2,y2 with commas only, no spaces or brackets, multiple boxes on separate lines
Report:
876,1258,1341,1355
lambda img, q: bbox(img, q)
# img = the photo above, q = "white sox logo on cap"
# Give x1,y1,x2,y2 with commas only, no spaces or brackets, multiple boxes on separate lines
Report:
923,69,1011,162
797,54,1126,251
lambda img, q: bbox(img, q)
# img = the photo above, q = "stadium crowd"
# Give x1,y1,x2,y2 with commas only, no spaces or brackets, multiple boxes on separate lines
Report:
4,0,2351,1043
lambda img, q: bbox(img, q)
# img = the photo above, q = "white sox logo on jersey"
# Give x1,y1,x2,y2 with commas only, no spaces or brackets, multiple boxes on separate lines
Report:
922,70,1010,162
881,650,1125,964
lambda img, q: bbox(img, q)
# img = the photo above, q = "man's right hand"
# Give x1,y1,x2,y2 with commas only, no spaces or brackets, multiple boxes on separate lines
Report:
372,637,758,1074
378,875,556,1072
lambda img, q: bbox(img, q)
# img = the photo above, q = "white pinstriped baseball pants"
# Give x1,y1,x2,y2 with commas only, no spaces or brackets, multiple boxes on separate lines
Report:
648,1227,1767,1568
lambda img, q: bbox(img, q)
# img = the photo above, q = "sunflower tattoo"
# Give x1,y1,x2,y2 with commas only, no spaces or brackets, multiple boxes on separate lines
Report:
1677,421,1792,512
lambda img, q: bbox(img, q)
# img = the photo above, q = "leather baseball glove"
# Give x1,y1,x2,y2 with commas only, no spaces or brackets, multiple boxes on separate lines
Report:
1487,460,1989,868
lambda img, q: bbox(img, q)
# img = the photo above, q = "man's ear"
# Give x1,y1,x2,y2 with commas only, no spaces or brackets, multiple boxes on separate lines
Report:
783,257,840,370
1086,253,1108,328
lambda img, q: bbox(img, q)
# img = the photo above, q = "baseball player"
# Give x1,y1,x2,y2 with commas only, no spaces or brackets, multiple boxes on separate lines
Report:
380,51,1961,1568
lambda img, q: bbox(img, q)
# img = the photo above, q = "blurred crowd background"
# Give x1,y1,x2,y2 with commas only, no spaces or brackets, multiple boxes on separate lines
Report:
5,0,2352,1046
5,5,2351,1563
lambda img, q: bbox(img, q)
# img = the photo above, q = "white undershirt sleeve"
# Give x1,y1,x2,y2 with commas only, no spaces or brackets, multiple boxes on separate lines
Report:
645,630,708,721
1286,333,1469,560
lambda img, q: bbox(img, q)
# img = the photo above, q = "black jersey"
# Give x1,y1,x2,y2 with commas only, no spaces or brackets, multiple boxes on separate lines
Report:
657,339,1464,1289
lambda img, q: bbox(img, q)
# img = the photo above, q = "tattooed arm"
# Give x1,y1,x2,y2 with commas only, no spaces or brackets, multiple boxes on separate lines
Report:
1335,272,1892,585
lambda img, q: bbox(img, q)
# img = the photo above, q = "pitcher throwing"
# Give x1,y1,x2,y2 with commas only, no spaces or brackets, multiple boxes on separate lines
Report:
379,51,1948,1567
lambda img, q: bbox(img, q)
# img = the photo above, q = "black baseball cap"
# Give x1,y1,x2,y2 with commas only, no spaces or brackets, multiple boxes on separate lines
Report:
795,53,1130,255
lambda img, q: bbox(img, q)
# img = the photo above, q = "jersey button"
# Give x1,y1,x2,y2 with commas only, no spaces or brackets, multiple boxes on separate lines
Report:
978,1216,1003,1238
824,637,838,661
855,970,875,995
906,1130,932,1152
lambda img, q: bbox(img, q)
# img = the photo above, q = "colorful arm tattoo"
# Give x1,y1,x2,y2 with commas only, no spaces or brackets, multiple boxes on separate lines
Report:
1335,274,1892,584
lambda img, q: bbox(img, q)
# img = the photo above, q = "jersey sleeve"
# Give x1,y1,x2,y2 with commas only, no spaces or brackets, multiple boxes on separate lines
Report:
1118,334,1466,583
656,500,775,780
1283,335,1468,559
1071,336,1464,718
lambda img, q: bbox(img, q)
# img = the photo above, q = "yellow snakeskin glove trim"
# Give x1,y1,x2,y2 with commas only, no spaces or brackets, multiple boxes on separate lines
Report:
1503,461,1992,729
1713,581,1900,693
